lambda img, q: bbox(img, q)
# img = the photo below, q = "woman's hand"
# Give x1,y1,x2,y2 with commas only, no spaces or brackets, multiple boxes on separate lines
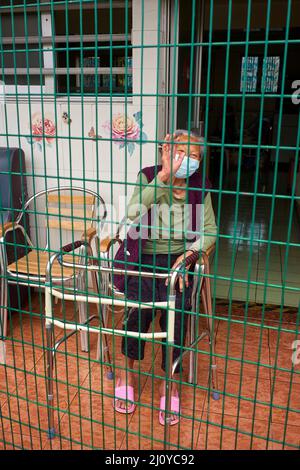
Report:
158,134,185,183
165,250,195,292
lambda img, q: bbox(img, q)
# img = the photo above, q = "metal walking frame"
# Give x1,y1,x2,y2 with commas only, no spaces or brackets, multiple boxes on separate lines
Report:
45,239,219,450
99,219,219,394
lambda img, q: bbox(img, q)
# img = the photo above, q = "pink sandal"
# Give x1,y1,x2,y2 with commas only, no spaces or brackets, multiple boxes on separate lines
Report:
113,378,136,414
159,391,180,426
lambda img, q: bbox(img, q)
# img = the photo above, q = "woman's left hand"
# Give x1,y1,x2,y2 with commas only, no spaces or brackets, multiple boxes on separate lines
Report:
165,250,195,292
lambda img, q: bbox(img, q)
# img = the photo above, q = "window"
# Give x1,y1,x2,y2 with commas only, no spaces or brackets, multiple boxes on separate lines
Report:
0,1,44,89
0,1,132,96
240,55,281,94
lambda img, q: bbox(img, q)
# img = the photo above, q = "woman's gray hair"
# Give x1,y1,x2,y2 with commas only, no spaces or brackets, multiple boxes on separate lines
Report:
173,129,205,156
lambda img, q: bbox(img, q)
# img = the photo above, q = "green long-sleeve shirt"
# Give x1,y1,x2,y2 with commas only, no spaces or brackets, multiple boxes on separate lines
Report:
127,173,217,254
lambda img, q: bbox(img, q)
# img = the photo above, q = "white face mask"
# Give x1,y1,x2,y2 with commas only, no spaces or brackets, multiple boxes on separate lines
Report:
174,153,200,179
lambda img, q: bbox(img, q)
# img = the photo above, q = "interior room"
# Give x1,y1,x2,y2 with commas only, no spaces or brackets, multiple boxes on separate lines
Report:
176,0,300,307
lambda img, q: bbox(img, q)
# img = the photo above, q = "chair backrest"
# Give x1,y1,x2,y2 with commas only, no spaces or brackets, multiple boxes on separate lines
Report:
18,186,106,251
46,192,96,232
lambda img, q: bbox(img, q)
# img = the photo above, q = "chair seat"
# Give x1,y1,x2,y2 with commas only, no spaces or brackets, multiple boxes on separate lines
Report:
8,250,79,278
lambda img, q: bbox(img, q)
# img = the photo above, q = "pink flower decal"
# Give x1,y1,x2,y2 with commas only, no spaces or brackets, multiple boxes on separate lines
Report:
103,111,147,156
27,112,56,151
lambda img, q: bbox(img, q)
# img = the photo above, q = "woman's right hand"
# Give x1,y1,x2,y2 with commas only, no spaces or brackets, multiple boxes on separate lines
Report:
158,134,185,183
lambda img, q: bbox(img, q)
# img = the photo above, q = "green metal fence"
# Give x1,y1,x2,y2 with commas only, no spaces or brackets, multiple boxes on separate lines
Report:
0,0,299,450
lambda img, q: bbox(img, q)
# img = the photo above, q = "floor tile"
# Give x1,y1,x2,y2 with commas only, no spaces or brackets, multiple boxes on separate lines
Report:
268,327,300,350
270,422,300,450
0,430,45,450
203,372,272,421
197,412,272,450
0,391,68,445
269,347,300,384
120,405,201,450
215,320,269,347
215,339,271,380
269,379,300,426
44,391,125,450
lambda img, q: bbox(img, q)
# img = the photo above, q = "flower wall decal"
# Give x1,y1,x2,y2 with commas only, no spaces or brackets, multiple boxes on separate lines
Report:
26,112,56,152
102,111,148,156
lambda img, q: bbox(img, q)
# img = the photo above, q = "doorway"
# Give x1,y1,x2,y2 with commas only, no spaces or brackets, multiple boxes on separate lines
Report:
169,0,300,307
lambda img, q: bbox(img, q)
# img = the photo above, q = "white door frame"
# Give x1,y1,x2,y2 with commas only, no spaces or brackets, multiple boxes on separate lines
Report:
193,0,205,134
163,0,204,134
163,0,180,133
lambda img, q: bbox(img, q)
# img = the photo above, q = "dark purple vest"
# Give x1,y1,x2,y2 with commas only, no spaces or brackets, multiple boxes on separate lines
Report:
113,165,211,292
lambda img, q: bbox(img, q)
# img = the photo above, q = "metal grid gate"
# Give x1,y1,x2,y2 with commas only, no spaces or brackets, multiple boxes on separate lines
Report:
0,0,299,450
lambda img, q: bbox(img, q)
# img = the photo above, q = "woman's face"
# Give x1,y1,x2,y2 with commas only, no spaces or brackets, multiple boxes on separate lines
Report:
173,136,202,161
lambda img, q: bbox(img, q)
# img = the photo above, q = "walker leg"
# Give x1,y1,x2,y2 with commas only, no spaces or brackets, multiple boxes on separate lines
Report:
92,271,113,380
202,255,220,401
0,267,8,365
205,282,219,400
211,367,219,400
210,338,220,401
188,314,197,384
77,272,89,352
165,342,174,450
46,323,56,438
0,340,6,365
188,267,202,384
189,280,196,384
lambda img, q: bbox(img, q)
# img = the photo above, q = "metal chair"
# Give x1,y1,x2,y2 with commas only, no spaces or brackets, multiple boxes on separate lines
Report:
0,186,107,364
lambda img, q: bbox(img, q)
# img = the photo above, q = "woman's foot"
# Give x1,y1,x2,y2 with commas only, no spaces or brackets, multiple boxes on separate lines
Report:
114,368,135,413
159,380,180,425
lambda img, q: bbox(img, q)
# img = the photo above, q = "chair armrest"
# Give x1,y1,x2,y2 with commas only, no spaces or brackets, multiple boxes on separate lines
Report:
195,244,216,277
81,226,97,244
100,236,122,253
200,243,216,263
177,244,216,275
0,222,15,238
204,243,215,258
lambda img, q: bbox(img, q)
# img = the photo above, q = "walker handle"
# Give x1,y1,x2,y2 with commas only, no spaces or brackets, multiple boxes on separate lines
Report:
176,250,200,278
181,250,199,267
56,240,88,267
61,240,86,253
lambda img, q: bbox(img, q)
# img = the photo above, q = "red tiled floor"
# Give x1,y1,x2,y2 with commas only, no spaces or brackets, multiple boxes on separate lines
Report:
0,342,44,407
1,296,300,450
203,372,272,421
0,390,69,446
215,339,271,380
269,379,300,426
268,327,300,350
120,405,201,450
270,422,300,450
43,391,125,450
269,347,300,384
197,412,273,450
215,320,269,347
0,431,45,450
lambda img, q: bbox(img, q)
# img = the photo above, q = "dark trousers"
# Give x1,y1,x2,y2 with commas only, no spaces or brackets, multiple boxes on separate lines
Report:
121,253,194,372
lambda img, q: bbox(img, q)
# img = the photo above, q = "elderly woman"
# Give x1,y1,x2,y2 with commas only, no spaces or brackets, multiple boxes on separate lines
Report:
113,130,217,425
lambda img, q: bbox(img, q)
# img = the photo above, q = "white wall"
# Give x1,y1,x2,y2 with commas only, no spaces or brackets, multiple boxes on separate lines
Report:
0,0,166,247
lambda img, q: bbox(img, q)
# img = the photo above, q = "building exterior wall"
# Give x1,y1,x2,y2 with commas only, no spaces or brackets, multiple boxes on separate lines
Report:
0,0,166,243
